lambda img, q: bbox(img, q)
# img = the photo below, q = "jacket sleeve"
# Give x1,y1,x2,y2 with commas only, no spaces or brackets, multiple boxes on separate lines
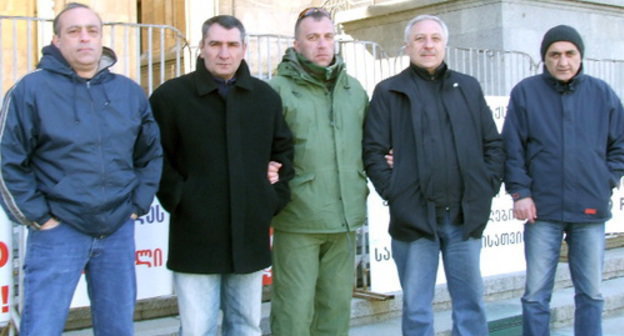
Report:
477,86,505,192
363,84,393,200
149,88,184,213
606,87,624,187
0,83,52,227
132,91,163,216
502,86,532,200
270,94,294,214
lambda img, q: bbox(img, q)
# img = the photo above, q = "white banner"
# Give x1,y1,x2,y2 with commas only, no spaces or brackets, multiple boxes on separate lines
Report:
0,210,12,325
369,96,624,293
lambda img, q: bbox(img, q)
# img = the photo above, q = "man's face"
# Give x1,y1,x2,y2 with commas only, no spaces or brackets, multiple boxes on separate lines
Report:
52,7,103,77
199,24,246,80
544,41,581,82
294,16,335,67
405,19,446,74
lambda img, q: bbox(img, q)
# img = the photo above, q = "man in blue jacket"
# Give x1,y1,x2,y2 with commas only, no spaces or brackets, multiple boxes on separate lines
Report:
0,3,162,335
503,25,624,336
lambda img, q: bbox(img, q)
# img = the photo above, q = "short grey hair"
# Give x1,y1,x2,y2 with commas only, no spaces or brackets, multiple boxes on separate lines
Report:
201,15,247,44
403,14,449,45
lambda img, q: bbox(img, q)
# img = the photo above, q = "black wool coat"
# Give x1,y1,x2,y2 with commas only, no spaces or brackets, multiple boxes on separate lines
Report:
150,59,294,274
363,66,504,241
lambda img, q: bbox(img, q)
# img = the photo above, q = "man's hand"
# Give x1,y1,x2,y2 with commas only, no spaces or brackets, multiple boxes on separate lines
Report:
385,149,394,168
130,213,138,220
268,161,282,184
39,217,60,230
514,197,537,223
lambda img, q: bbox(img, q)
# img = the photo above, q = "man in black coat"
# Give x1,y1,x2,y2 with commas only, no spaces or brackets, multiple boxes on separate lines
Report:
363,14,504,336
149,15,293,336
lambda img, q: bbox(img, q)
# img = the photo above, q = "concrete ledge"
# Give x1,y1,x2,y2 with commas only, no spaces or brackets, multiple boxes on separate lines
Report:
346,247,624,332
348,276,624,336
66,295,179,330
64,248,624,335
65,275,624,336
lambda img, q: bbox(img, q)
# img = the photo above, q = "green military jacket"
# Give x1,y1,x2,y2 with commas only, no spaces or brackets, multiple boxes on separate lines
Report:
269,48,369,233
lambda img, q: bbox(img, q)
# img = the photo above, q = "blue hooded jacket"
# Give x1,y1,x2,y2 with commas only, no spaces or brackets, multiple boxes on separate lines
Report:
0,44,163,237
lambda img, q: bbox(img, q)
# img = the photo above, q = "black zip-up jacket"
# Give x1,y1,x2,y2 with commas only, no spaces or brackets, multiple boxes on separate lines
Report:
364,65,504,241
410,64,463,212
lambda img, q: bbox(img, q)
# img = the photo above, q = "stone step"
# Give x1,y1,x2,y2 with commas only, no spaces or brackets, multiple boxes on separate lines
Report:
62,247,624,335
69,275,623,336
348,247,624,328
349,276,624,336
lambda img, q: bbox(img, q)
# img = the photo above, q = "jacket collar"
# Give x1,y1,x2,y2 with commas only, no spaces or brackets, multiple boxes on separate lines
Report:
276,47,346,87
389,63,455,94
410,62,448,81
194,57,253,96
541,64,585,94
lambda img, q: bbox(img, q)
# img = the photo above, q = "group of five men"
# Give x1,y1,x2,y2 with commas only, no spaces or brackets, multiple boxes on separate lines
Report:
0,2,622,336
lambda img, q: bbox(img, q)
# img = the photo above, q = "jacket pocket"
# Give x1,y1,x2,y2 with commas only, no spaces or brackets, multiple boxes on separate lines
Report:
263,179,279,213
388,186,429,233
288,173,316,204
174,177,193,214
383,171,397,200
291,173,315,186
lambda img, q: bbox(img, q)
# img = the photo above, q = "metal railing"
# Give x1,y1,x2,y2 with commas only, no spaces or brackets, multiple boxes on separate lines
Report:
584,58,624,99
322,0,382,13
0,16,190,102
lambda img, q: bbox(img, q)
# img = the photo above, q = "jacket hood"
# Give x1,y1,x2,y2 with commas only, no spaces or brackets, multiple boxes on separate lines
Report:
38,44,117,82
37,44,117,123
275,47,345,86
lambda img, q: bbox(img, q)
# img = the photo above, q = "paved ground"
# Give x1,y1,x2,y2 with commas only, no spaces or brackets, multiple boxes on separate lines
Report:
349,311,624,336
61,310,624,336
61,246,624,336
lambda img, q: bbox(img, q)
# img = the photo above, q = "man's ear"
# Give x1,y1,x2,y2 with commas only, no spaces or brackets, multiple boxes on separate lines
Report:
293,39,300,53
197,39,204,57
52,35,60,48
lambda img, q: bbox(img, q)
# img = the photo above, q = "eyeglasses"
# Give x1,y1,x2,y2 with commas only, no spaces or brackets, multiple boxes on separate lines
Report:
297,7,331,20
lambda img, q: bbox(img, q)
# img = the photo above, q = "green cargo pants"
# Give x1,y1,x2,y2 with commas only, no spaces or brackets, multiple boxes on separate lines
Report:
270,230,356,336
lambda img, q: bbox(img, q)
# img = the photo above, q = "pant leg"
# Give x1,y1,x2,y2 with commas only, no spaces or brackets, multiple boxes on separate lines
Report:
565,222,605,336
221,271,263,336
392,236,440,336
522,220,565,336
19,223,90,336
86,219,137,336
174,272,221,336
438,213,488,336
310,232,356,336
270,230,322,336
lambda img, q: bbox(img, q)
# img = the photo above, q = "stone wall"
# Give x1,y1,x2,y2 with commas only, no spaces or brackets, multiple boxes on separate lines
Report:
336,0,624,61
218,0,323,36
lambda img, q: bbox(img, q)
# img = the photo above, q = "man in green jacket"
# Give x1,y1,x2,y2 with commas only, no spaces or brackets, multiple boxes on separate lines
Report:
268,7,369,336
